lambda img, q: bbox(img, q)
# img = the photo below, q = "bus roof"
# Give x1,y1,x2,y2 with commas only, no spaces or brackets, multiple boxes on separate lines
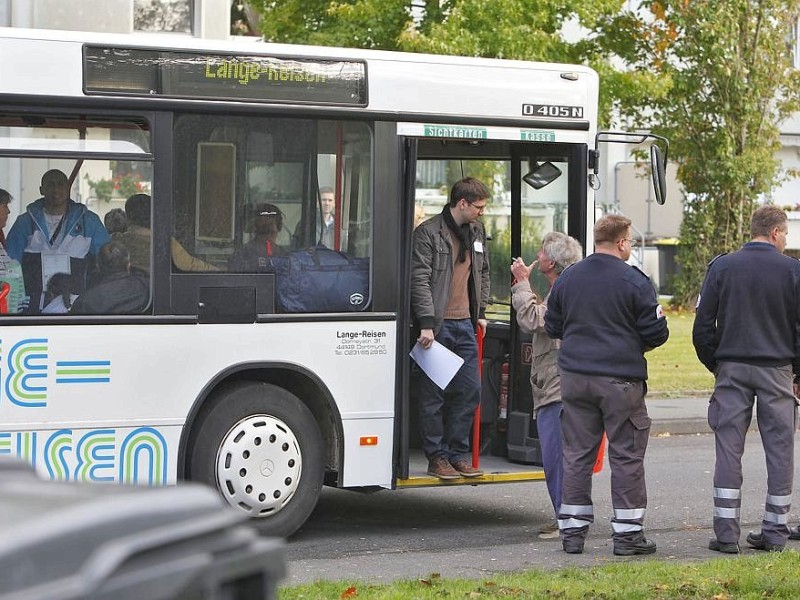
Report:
0,27,598,131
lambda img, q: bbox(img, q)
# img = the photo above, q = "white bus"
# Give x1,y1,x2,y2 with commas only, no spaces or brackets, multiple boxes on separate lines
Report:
0,28,666,536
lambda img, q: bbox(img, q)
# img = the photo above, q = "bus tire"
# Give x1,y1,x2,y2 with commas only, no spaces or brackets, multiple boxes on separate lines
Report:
187,381,324,538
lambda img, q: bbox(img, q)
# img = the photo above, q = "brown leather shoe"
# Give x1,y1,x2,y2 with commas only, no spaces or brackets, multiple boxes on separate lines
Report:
427,456,460,480
450,459,483,477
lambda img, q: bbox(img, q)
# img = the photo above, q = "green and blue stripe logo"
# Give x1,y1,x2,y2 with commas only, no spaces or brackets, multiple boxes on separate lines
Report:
55,360,111,384
6,339,48,407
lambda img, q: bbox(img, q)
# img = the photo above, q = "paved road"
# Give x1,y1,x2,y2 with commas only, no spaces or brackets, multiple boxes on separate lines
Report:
284,433,800,585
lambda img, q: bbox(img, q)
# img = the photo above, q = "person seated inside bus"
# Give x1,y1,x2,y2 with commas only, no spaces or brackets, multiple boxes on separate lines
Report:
70,241,149,315
115,193,220,274
42,272,79,314
0,188,25,313
228,203,287,272
104,207,128,235
292,186,335,249
6,169,110,312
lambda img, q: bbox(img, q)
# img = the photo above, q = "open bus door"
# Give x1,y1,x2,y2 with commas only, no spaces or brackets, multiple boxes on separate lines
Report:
396,133,587,487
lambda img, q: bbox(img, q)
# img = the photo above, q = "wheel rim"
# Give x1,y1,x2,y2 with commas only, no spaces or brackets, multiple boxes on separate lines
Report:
215,414,303,517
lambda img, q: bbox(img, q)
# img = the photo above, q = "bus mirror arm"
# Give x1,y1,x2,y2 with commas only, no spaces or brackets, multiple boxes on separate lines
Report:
588,149,601,190
592,131,670,204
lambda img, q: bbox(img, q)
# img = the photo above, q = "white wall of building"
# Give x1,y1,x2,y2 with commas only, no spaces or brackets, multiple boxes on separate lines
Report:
0,0,230,39
773,112,800,215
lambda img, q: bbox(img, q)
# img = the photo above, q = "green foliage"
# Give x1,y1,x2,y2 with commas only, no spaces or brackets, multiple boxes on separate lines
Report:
401,0,618,65
245,0,412,49
594,0,800,307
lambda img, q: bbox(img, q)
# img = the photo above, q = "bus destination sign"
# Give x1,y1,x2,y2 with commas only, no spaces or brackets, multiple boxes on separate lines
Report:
84,46,367,106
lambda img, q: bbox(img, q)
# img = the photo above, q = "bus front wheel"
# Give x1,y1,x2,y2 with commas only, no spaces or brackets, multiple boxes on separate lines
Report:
187,381,324,537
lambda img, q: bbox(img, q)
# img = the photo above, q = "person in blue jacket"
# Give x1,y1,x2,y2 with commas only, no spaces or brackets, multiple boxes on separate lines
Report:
6,169,110,312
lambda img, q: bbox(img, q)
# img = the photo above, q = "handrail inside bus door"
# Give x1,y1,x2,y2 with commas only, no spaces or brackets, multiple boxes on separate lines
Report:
68,159,84,191
333,123,343,250
472,326,483,468
0,282,10,314
68,121,87,190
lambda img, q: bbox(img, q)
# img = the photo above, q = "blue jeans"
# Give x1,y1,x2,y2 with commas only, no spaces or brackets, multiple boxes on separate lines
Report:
536,401,563,518
415,319,480,462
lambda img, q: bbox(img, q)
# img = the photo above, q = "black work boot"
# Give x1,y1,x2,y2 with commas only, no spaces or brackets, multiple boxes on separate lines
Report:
708,538,740,554
613,534,657,556
746,531,784,552
562,538,585,554
560,526,587,554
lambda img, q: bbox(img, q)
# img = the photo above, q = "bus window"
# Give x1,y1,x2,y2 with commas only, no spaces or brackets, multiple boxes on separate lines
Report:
414,155,571,321
415,159,515,320
171,115,372,307
0,114,153,315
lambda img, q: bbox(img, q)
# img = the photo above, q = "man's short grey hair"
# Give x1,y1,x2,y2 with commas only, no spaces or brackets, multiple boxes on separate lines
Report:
542,232,583,274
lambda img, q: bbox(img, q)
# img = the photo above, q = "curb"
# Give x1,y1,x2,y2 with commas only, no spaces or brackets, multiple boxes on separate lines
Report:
650,418,759,437
650,418,708,437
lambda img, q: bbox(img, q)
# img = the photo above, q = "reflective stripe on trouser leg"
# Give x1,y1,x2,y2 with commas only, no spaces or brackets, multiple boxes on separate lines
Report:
611,507,645,535
713,487,741,544
762,493,792,545
558,503,594,532
755,364,796,546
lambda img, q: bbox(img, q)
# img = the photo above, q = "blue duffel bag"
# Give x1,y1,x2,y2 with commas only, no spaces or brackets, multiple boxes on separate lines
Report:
274,246,370,313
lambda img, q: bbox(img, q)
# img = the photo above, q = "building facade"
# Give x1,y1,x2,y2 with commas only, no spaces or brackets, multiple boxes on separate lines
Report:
0,0,230,39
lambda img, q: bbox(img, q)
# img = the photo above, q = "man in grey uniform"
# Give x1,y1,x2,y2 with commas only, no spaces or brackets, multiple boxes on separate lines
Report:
545,214,669,556
693,205,800,553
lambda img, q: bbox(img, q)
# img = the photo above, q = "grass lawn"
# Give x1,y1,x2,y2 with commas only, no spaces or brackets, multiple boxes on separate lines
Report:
279,551,800,599
647,308,714,397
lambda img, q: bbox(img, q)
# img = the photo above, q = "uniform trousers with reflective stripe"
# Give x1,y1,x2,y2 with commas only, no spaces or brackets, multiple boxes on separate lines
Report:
709,362,797,546
558,372,651,545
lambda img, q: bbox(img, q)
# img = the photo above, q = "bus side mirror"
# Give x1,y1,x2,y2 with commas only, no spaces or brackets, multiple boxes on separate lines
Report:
594,131,670,202
523,161,562,190
650,144,667,205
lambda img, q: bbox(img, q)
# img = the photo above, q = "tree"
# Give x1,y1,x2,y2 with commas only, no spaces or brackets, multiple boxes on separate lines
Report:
594,0,800,307
243,0,413,49
402,0,618,65
244,1,620,63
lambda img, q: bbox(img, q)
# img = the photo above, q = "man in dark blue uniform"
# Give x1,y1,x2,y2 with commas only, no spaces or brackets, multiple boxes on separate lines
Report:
545,214,668,556
693,205,800,554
